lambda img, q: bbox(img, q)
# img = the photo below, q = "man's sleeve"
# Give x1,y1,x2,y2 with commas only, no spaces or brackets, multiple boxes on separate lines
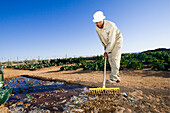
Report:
105,25,116,52
96,30,105,47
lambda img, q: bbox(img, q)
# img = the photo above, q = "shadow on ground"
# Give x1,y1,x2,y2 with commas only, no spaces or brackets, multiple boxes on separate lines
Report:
43,70,61,73
63,70,94,74
142,71,170,78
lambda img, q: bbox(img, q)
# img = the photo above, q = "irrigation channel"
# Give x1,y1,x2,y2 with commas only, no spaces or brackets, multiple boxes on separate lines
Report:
4,76,90,112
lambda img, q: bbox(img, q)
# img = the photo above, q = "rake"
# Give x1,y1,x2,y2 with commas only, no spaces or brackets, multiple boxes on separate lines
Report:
88,56,120,95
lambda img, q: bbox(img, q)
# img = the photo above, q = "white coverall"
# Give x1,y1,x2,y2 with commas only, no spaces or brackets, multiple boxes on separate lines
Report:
96,20,123,79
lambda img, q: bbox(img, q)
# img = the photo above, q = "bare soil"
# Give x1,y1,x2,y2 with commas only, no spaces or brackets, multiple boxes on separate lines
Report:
1,66,170,112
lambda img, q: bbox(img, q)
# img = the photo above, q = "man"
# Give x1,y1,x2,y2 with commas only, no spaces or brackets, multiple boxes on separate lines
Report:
93,11,123,83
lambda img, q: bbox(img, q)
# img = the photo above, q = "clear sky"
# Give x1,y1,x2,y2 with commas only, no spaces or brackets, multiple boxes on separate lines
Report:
0,0,170,61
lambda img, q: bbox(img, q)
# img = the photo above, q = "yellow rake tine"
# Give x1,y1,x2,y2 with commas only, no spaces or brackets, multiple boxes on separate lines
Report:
88,87,120,95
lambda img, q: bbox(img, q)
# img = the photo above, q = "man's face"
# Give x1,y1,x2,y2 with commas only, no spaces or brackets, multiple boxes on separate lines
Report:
96,20,103,28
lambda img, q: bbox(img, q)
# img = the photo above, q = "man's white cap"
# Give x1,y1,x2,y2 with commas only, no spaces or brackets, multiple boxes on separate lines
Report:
93,11,106,23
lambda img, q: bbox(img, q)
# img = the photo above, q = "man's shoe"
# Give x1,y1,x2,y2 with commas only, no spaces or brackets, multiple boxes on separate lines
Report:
106,79,120,84
107,79,116,84
116,79,120,83
111,75,121,82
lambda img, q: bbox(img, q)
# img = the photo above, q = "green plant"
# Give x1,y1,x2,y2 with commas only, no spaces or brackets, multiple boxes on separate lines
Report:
0,66,13,105
151,60,169,71
5,51,170,71
127,60,143,70
0,88,13,105
0,66,4,89
26,94,32,99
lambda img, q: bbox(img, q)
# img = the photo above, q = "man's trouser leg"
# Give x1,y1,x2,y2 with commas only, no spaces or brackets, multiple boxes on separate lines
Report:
108,35,123,80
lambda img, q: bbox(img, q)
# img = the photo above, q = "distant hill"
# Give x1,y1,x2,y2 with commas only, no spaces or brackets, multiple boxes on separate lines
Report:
142,48,170,53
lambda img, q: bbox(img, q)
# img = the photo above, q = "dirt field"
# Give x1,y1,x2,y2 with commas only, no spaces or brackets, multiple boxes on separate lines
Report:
1,66,170,112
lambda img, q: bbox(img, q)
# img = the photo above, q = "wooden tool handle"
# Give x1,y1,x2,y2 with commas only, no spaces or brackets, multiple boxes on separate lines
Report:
103,56,107,88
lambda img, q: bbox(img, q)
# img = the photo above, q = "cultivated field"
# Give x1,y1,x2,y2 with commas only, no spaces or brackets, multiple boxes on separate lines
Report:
0,49,169,112
1,66,169,112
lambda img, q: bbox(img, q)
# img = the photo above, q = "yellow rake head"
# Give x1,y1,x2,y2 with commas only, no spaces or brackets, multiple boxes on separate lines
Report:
88,87,120,95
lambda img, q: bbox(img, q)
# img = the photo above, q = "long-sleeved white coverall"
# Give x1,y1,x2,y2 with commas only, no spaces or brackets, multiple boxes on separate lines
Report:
96,20,123,79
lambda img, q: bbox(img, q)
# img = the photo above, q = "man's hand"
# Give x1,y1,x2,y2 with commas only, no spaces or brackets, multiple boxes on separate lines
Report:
104,46,106,50
104,52,107,58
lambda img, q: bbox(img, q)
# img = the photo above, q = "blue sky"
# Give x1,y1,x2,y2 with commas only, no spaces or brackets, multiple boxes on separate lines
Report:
0,0,170,61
